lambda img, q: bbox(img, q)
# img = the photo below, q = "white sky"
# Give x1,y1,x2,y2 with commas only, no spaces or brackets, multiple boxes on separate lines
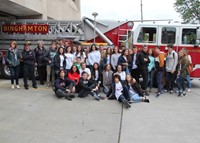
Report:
81,0,182,22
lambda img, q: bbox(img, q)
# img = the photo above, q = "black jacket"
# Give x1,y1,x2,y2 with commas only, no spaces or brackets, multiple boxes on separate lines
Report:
22,50,36,66
54,54,66,71
34,46,46,67
76,78,97,93
136,50,150,70
55,77,75,92
126,81,144,97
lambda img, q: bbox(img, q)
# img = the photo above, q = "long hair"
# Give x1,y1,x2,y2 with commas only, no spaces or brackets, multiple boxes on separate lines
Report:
89,44,97,52
69,65,80,74
76,45,84,57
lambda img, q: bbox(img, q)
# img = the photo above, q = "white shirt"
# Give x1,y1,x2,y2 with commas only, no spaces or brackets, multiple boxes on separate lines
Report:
132,54,138,69
95,70,99,81
59,55,64,68
114,71,126,81
64,53,75,69
79,68,91,77
115,82,123,100
75,52,86,61
129,84,137,97
88,51,101,65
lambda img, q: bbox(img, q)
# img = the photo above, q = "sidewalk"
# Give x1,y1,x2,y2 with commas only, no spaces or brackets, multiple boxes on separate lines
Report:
0,79,200,143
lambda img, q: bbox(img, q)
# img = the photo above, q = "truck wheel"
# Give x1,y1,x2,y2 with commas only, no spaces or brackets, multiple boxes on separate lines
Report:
0,64,11,79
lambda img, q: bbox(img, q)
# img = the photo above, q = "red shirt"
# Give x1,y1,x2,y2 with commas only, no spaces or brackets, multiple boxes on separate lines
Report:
68,72,80,85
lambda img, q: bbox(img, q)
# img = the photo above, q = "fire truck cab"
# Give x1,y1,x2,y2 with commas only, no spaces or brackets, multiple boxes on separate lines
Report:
133,23,200,78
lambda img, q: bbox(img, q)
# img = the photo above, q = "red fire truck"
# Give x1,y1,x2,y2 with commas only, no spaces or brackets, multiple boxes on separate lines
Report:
0,17,200,79
132,23,200,78
0,17,133,78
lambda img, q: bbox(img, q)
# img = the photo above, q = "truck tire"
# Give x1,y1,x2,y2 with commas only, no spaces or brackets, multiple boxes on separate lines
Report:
0,64,11,79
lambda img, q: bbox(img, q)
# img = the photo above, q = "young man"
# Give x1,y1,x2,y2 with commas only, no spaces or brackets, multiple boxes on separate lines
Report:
76,71,104,101
165,44,178,94
131,46,139,83
54,69,76,101
136,45,150,96
79,62,91,80
107,74,131,109
154,46,165,98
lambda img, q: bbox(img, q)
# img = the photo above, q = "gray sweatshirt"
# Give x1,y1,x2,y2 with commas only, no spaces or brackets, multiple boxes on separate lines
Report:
165,50,178,72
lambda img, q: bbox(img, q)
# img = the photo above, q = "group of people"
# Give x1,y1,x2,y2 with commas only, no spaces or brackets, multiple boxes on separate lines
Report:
4,40,192,109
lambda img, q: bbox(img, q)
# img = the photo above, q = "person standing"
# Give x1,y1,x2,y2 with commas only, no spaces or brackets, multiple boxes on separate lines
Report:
21,41,37,90
136,45,150,95
147,49,155,92
34,41,47,85
111,46,120,71
154,46,166,98
44,41,57,87
165,44,178,94
118,49,129,74
64,46,75,76
5,41,21,89
87,44,101,71
176,50,189,97
131,46,140,83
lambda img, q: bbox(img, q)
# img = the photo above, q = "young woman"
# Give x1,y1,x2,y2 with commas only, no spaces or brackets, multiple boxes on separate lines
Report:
111,46,121,71
147,49,155,92
176,50,190,97
91,62,102,94
64,46,75,75
102,47,112,68
118,49,129,74
75,45,86,63
125,75,150,103
87,44,101,71
72,46,77,56
54,47,66,78
107,74,131,109
114,64,126,82
68,65,80,85
5,41,21,89
102,64,113,94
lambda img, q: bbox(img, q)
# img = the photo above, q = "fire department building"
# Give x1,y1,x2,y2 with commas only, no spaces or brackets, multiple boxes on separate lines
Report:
0,0,81,20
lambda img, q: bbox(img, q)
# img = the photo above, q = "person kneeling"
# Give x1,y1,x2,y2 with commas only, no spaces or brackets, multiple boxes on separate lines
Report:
54,69,76,101
107,74,131,109
76,71,103,101
125,74,150,103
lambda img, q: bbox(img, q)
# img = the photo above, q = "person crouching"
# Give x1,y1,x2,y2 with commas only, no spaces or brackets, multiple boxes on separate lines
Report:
54,69,76,100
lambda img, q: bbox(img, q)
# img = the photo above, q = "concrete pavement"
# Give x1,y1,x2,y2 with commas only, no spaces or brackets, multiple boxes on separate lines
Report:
0,79,200,143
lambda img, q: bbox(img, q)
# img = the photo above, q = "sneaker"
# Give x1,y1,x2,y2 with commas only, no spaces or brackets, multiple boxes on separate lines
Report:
178,92,183,97
24,85,29,90
65,96,72,101
187,88,191,92
11,85,15,90
33,85,38,89
93,93,100,101
156,92,161,98
164,90,168,93
170,90,173,94
144,97,150,103
183,91,187,96
122,99,131,108
16,85,20,89
98,95,106,100
68,94,75,98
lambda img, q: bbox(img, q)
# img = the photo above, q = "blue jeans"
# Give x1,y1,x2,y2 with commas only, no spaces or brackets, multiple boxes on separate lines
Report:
176,74,186,93
148,70,153,89
9,66,19,85
165,72,175,91
130,93,143,102
186,75,191,88
156,71,163,93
